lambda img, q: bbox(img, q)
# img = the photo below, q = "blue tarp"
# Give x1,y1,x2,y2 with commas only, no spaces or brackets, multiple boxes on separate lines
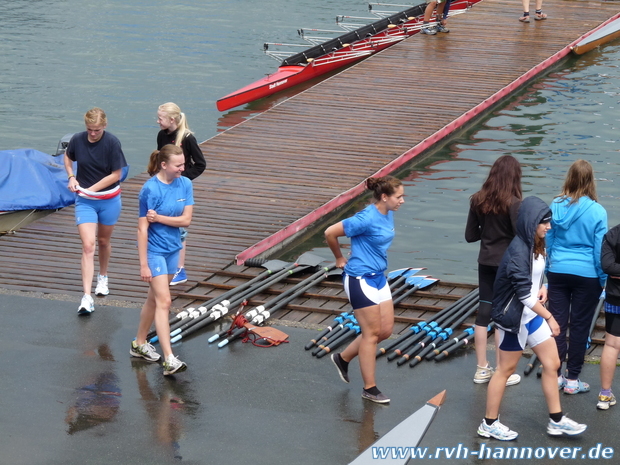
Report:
0,149,76,211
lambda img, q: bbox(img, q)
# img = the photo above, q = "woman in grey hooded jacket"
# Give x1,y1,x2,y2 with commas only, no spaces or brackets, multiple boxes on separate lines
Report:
477,196,586,441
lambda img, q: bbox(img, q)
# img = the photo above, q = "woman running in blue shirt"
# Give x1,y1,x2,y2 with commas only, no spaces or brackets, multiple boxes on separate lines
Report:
325,176,404,403
130,144,194,376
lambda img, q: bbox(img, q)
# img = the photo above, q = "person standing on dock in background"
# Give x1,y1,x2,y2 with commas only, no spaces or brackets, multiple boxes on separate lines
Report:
420,0,449,35
465,155,522,387
519,0,547,22
546,159,607,395
325,176,405,404
478,196,586,440
598,223,620,410
132,144,193,376
156,102,206,286
64,108,128,315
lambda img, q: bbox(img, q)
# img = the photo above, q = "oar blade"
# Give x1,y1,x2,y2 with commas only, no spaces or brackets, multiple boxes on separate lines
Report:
348,390,446,464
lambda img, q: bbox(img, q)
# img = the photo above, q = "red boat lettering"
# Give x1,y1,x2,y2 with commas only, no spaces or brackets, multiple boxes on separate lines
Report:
269,79,288,90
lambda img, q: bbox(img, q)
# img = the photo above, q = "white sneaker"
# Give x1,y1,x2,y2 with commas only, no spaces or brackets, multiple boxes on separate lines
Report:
78,294,94,314
163,354,187,376
547,416,587,436
95,274,109,296
506,373,521,386
477,416,518,441
130,340,161,362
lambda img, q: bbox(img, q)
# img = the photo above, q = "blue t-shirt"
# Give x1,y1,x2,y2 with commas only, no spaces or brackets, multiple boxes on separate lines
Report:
342,203,395,277
66,131,127,189
139,176,194,255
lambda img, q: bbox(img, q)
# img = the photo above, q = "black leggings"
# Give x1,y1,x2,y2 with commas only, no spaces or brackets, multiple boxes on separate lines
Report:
475,264,498,327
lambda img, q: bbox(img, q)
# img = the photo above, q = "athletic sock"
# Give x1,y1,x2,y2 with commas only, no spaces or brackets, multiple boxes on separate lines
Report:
550,412,563,423
364,386,381,396
535,9,542,14
566,379,578,388
523,12,530,16
484,417,497,426
600,389,612,397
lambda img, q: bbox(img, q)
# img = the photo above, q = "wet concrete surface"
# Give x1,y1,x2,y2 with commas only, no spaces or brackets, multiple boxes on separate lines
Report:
1,292,618,465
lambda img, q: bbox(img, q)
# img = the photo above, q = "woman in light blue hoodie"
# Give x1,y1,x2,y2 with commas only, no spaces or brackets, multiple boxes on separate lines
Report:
547,160,607,395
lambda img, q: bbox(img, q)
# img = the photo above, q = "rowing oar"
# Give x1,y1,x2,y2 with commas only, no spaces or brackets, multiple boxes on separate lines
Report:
314,324,361,358
409,301,479,367
392,276,439,305
311,315,358,356
524,353,538,376
168,253,325,343
146,257,293,341
348,390,446,465
217,264,341,348
305,312,354,350
394,293,480,365
388,267,426,295
312,318,358,356
385,289,479,361
380,288,479,358
586,293,605,349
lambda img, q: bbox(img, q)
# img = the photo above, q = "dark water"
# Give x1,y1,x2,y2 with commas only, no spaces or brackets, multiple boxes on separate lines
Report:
2,0,620,284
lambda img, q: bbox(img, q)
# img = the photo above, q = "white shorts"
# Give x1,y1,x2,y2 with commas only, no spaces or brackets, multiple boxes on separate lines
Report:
496,315,552,352
343,273,392,310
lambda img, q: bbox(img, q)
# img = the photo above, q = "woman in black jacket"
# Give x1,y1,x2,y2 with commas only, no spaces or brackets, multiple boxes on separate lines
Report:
465,155,522,386
478,196,586,441
598,224,620,410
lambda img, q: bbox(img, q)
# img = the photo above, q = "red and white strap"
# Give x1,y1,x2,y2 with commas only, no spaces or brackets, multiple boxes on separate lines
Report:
77,185,121,200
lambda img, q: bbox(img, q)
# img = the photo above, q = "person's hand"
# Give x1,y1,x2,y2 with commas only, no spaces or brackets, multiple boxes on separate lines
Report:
146,209,158,223
335,256,348,269
538,286,548,305
67,177,79,192
140,264,152,282
547,315,560,337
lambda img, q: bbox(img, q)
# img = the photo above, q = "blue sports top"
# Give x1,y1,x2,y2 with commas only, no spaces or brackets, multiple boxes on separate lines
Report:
342,203,395,277
139,176,194,255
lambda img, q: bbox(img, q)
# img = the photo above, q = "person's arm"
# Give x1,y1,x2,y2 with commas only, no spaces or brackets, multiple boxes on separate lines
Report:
64,153,79,192
137,216,151,282
464,206,481,243
182,134,206,180
87,168,123,192
147,205,193,228
325,222,347,269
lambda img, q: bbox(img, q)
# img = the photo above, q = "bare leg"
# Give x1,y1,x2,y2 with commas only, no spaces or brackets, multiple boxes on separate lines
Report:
474,324,489,368
532,338,562,414
176,242,187,269
485,350,521,418
77,222,97,295
521,0,531,13
97,223,115,276
341,300,394,389
600,333,620,391
423,1,438,22
136,274,174,359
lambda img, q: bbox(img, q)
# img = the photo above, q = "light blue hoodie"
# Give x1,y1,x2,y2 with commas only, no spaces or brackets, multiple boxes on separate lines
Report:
546,196,607,286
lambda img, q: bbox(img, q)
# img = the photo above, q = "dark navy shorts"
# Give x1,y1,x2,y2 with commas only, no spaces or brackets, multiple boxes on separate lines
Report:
343,273,392,310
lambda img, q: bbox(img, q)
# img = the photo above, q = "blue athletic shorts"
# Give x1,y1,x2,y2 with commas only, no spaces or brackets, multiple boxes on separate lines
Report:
343,273,392,310
147,250,180,278
75,195,122,226
496,315,552,351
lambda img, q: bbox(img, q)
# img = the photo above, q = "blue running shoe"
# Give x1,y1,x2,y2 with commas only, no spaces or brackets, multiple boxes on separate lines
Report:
170,267,187,286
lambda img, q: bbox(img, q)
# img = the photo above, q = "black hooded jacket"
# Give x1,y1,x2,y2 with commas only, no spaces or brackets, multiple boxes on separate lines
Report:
491,196,550,334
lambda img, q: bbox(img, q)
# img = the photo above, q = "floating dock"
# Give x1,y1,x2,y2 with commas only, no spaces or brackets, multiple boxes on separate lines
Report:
0,0,617,355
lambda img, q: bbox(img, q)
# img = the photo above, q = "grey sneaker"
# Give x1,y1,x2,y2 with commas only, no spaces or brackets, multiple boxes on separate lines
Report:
95,274,109,296
77,294,94,315
163,354,187,376
477,417,518,441
130,340,161,362
547,416,587,436
597,392,617,410
420,25,437,35
331,353,349,383
362,389,390,404
436,23,450,33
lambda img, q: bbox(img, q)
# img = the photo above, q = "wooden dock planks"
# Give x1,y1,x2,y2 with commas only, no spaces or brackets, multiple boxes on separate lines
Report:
0,0,616,351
